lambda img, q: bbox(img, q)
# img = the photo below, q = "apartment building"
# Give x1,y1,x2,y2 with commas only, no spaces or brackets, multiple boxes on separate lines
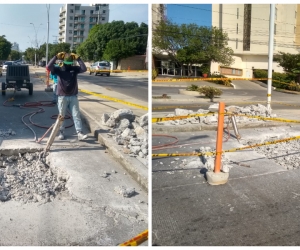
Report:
152,4,166,30
11,42,19,51
211,4,300,78
58,4,109,49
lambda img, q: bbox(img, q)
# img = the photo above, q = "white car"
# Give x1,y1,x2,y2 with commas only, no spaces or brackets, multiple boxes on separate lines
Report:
2,61,14,72
89,61,111,76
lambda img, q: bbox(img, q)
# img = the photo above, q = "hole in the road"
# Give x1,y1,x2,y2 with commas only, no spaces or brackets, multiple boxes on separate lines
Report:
0,149,69,204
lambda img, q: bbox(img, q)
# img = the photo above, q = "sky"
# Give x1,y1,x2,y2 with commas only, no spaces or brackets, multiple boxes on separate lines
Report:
0,4,148,52
166,4,212,26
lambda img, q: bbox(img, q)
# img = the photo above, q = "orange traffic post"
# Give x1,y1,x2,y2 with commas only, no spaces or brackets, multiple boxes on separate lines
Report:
214,101,225,173
46,70,50,88
206,101,229,185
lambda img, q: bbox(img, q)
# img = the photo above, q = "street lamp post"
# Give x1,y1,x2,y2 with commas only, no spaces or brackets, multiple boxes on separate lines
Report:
30,23,42,67
46,5,50,65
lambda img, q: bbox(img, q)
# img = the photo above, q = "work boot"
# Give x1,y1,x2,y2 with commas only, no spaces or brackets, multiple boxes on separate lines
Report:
58,131,65,140
78,132,87,141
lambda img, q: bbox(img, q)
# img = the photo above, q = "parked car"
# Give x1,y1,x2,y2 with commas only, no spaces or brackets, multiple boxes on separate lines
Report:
38,61,46,67
2,61,14,72
89,61,111,76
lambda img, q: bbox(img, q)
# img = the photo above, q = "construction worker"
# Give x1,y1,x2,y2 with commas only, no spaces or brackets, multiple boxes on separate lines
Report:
46,52,88,141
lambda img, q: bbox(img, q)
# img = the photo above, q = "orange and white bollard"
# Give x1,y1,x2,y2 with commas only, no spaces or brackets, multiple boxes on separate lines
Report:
206,102,229,185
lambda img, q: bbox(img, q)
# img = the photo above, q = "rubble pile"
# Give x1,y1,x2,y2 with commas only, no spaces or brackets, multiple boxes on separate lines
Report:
0,129,16,137
157,104,276,126
0,152,67,203
247,135,300,170
101,109,148,159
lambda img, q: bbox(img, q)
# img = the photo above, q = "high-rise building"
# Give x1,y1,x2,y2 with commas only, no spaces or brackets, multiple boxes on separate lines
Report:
11,42,19,51
152,4,166,31
58,4,109,49
211,4,300,77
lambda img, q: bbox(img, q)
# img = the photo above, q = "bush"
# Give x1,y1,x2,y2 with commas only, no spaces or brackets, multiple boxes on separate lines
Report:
209,73,232,86
198,86,223,102
186,84,199,91
152,69,158,80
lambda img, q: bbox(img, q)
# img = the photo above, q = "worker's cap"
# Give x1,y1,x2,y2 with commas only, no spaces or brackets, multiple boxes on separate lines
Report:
63,53,74,65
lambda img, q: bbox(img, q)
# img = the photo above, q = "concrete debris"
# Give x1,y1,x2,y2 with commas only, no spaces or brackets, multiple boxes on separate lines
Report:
0,129,16,137
0,152,67,204
104,110,148,159
247,136,300,170
114,186,136,198
158,104,275,126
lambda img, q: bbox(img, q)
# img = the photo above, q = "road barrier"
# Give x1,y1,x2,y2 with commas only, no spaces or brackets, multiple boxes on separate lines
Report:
79,89,148,111
119,229,148,246
152,134,300,158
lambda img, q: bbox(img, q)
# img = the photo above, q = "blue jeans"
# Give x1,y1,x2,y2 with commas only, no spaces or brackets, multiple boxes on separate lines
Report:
53,84,58,103
57,95,83,133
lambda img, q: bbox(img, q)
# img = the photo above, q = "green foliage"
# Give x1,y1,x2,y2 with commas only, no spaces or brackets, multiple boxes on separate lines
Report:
9,50,21,61
186,84,199,91
76,21,148,62
153,20,234,68
0,35,12,60
201,65,210,74
273,51,300,73
198,86,223,102
152,69,158,80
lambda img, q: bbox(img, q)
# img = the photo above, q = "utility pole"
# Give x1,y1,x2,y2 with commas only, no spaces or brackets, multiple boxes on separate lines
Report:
267,4,275,110
30,23,42,67
46,4,50,65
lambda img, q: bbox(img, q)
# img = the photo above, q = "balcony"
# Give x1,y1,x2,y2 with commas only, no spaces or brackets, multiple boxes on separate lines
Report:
59,23,65,28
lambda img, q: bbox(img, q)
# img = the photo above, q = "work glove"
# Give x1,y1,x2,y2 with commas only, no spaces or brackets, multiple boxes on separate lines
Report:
56,52,66,60
70,53,80,60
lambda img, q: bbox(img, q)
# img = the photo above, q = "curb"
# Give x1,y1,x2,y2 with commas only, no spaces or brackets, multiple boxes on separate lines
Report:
79,107,148,192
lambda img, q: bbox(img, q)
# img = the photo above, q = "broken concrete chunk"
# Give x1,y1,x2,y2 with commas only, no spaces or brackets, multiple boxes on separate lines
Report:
114,186,136,198
101,113,110,125
139,113,148,127
112,109,135,122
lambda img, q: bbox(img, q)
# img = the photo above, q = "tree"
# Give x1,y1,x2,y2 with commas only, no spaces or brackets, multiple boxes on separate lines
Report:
76,21,148,63
0,35,12,60
153,20,234,76
9,50,21,61
23,47,36,63
273,51,300,73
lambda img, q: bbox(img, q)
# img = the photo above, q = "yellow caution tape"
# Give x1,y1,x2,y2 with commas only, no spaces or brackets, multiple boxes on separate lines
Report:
153,77,270,82
152,135,300,157
267,94,271,97
234,113,300,124
89,69,147,73
119,230,148,246
152,112,216,123
79,89,148,111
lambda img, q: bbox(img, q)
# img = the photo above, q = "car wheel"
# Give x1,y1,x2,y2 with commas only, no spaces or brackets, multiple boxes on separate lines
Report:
89,71,92,75
107,73,110,77
28,83,33,95
2,82,6,95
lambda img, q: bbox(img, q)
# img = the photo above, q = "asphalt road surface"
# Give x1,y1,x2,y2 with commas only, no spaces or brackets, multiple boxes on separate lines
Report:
78,72,148,102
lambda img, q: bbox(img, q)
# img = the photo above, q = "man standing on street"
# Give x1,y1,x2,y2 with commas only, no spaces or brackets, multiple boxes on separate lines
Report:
47,52,88,141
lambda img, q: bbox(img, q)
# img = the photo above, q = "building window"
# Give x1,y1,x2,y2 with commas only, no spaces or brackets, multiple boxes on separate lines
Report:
74,31,77,35
102,17,105,21
237,23,238,34
274,23,276,35
90,17,93,22
70,9,73,13
70,16,73,20
237,8,239,19
81,24,84,29
74,38,77,42
69,23,73,27
220,67,242,76
103,10,106,14
90,10,94,14
236,38,238,49
74,24,77,29
69,30,72,34
80,31,84,36
80,17,85,21
75,6,79,10
95,6,99,11
81,10,85,15
69,37,72,41
89,24,94,29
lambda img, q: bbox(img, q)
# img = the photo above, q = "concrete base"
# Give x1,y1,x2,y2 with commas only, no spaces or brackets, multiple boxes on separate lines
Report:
206,171,229,185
